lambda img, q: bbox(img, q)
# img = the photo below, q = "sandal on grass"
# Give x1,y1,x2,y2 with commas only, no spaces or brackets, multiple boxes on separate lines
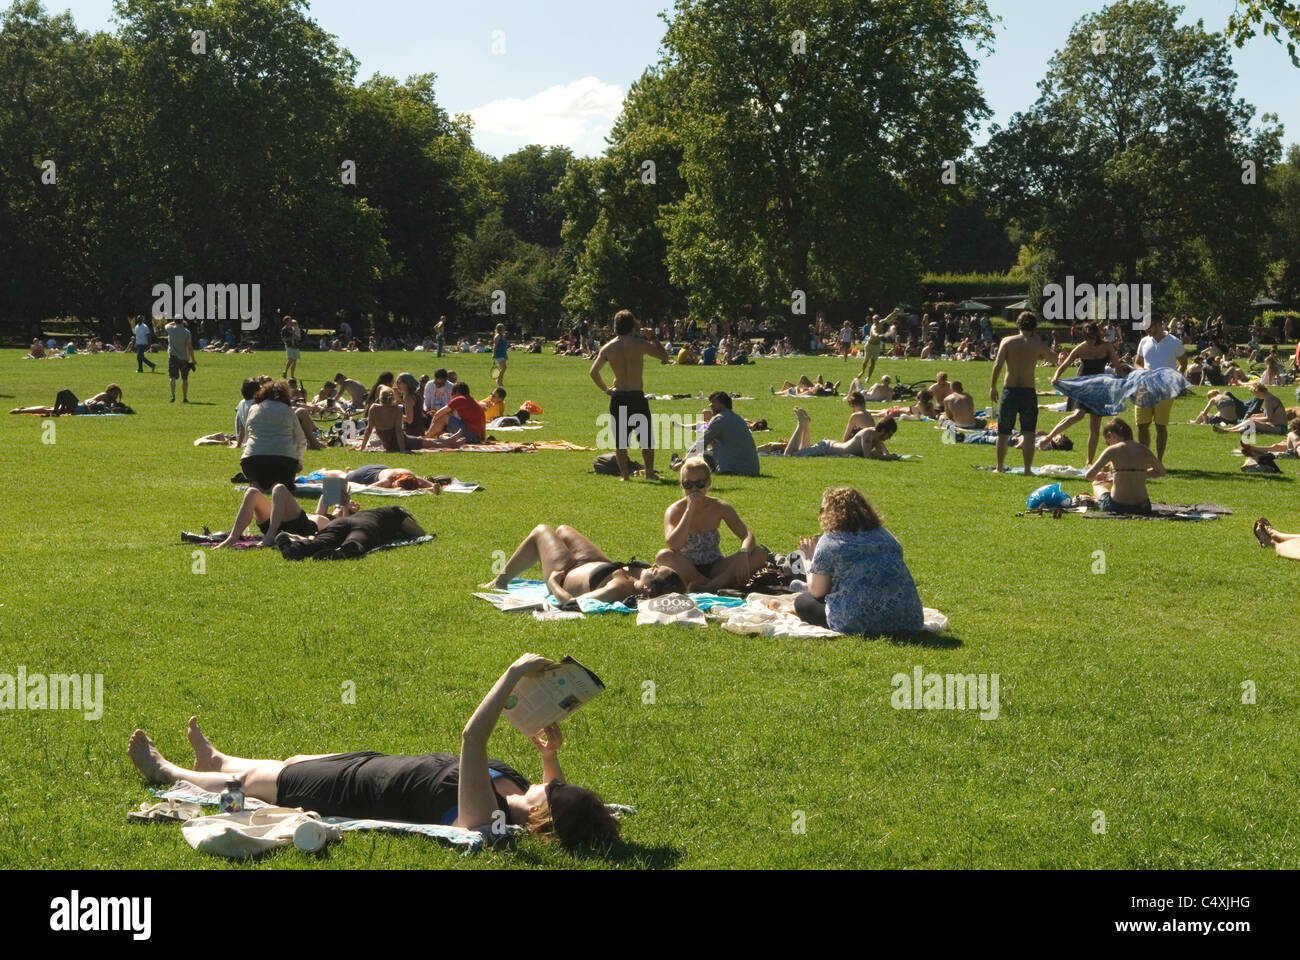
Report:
127,799,203,823
1254,517,1275,547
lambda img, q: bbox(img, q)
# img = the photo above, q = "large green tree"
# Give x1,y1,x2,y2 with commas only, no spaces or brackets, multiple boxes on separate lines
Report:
657,0,995,323
979,0,1282,318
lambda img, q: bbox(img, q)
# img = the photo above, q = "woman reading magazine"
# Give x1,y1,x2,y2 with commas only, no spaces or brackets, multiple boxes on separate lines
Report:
126,654,620,847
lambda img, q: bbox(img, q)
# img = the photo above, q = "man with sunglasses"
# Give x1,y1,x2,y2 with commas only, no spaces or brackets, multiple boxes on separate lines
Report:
590,309,670,480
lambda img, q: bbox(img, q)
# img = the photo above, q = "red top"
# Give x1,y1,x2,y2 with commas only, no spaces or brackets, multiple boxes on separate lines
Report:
448,395,486,438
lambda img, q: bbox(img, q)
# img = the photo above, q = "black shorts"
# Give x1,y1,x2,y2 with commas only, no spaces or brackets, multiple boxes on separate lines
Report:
690,558,719,577
258,510,318,537
168,355,189,380
997,387,1038,436
1066,396,1104,416
241,455,299,493
609,390,652,450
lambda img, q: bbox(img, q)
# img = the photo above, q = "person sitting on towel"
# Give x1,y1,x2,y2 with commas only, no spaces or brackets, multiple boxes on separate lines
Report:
656,457,767,591
126,654,621,847
1078,417,1164,514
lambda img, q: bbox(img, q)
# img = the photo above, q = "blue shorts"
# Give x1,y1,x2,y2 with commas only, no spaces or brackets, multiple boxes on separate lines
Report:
790,439,843,458
446,415,482,444
1098,492,1151,514
997,387,1037,436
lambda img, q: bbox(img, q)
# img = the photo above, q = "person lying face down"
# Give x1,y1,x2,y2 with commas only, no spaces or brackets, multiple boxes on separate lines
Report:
273,505,427,560
126,654,622,848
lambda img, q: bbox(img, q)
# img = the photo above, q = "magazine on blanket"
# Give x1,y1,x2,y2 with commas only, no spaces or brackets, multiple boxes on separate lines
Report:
472,591,550,613
504,656,605,736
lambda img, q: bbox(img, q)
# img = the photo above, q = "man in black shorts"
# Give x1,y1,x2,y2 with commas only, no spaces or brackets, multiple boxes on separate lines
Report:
990,311,1053,473
590,309,670,481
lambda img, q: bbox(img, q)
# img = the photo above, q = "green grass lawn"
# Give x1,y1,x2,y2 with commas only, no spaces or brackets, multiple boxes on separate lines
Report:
1,346,1297,869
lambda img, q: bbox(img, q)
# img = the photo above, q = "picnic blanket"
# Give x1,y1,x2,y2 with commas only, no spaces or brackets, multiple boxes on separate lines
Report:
973,464,1088,478
1056,367,1190,416
288,478,482,496
404,440,592,453
485,418,546,431
709,594,950,638
474,578,747,615
153,780,635,857
1021,503,1232,521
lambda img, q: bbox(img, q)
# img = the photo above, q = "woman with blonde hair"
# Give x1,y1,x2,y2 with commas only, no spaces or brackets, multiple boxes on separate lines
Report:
126,654,621,849
656,457,767,590
792,487,923,634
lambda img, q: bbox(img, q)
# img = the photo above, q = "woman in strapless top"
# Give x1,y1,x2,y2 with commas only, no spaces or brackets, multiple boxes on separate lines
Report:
1045,322,1120,462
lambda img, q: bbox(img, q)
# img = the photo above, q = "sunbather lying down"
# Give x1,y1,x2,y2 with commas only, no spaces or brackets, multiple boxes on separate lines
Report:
126,654,620,847
776,375,840,397
1254,518,1300,559
757,407,901,459
274,505,426,560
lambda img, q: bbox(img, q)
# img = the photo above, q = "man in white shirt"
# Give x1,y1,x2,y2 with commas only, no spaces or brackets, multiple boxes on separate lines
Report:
1134,313,1187,462
423,369,453,415
134,318,156,373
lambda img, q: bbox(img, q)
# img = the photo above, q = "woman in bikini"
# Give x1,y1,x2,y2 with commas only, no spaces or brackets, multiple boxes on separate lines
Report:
841,391,875,439
212,485,360,549
126,654,620,848
1078,417,1165,514
481,524,683,605
656,457,767,591
1043,322,1119,462
776,375,840,397
333,465,444,490
772,407,901,459
395,373,431,438
358,386,410,453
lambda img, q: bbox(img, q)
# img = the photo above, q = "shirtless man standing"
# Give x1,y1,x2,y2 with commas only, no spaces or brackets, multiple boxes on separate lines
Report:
990,312,1053,473
590,309,671,480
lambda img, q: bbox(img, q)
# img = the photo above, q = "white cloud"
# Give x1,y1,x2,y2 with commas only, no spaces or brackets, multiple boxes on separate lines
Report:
468,77,625,157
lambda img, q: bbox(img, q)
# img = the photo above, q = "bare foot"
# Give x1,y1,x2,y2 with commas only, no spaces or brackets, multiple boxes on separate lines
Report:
127,729,177,785
793,406,809,422
479,577,508,590
188,717,224,771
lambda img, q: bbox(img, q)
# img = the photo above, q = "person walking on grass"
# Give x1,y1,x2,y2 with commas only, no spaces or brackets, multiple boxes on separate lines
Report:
990,311,1052,473
857,308,900,383
1133,313,1186,465
590,309,670,481
281,315,302,380
165,318,194,403
134,317,156,373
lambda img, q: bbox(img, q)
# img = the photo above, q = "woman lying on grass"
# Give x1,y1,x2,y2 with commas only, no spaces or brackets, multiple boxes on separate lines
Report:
776,375,840,397
657,457,767,591
784,486,923,634
11,384,131,416
1240,416,1300,459
482,523,683,604
332,465,443,490
274,505,426,560
1075,417,1165,515
212,484,359,549
126,654,620,847
763,407,901,459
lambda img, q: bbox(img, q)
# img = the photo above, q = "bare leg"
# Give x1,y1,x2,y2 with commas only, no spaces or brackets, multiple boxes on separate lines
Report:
1043,408,1084,443
483,523,573,589
642,446,658,480
783,408,812,455
698,545,767,591
127,729,284,802
995,434,1010,472
1086,415,1102,463
655,548,704,590
1155,425,1168,463
554,525,612,564
1021,429,1035,474
213,488,271,549
614,448,632,481
424,410,451,438
262,484,305,546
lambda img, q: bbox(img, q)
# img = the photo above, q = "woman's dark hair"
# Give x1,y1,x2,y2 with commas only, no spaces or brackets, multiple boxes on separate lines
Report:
255,380,293,405
1103,417,1134,442
876,416,898,438
643,567,684,598
241,378,260,400
452,381,471,397
846,390,867,408
528,783,621,849
366,371,394,406
1084,322,1102,346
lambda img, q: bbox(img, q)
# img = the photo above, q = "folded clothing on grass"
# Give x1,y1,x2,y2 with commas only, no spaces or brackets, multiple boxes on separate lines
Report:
474,577,746,615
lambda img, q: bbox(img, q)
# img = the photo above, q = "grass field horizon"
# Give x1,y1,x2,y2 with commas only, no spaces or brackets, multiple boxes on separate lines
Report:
1,345,1297,869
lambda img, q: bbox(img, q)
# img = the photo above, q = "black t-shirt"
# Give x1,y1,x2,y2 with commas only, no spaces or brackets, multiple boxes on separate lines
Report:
276,751,531,824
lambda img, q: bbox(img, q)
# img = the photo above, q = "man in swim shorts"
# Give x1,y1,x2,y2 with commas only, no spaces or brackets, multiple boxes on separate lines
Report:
991,311,1052,473
1134,313,1186,464
590,309,670,481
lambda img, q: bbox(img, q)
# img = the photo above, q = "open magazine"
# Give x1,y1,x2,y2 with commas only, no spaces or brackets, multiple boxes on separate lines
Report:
504,656,605,736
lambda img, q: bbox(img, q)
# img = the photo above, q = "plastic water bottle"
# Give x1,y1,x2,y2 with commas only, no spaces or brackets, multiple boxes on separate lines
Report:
219,777,244,814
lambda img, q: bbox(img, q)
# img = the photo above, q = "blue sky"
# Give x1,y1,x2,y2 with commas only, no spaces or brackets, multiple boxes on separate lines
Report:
48,0,1300,157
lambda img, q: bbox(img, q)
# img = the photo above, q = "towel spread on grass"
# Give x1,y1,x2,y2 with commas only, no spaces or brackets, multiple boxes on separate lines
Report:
289,475,482,496
709,594,950,638
485,418,546,431
153,780,636,857
1055,367,1190,416
411,440,593,453
972,464,1088,478
475,577,746,615
1021,503,1232,521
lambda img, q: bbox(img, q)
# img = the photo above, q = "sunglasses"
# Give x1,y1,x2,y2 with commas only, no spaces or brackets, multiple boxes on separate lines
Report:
681,478,709,490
